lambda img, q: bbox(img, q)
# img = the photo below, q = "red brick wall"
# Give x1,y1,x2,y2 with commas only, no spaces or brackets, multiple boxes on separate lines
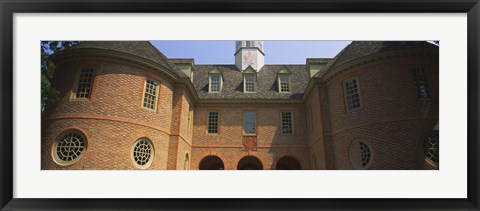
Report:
191,147,309,170
322,55,439,169
45,58,174,131
42,58,176,170
305,85,328,169
42,48,439,170
41,118,170,170
191,105,309,169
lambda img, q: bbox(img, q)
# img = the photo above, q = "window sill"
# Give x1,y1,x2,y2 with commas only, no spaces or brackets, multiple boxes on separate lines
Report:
70,98,90,102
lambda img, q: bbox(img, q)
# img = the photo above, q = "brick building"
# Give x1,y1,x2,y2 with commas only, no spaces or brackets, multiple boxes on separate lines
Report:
41,41,439,170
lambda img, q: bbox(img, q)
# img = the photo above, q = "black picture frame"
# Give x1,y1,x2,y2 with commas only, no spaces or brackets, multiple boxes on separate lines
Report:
1,0,479,210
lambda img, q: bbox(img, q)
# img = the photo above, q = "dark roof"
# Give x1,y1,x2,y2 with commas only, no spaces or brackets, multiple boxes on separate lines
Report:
67,41,438,101
314,41,438,78
192,65,310,100
169,58,195,65
306,58,332,64
72,41,188,78
329,41,438,70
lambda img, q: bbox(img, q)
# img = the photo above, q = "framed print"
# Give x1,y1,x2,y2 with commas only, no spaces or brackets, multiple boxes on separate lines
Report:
1,0,479,210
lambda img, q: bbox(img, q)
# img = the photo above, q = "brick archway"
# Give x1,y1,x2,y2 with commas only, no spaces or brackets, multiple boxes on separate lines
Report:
272,153,304,170
193,151,230,170
232,151,268,170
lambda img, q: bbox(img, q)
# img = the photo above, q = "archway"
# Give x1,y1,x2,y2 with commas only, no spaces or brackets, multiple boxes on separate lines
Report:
237,156,263,170
199,156,224,170
275,156,301,170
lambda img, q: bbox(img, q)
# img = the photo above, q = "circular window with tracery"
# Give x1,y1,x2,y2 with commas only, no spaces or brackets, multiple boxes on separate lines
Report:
423,134,439,166
131,138,154,169
52,130,88,165
349,140,373,169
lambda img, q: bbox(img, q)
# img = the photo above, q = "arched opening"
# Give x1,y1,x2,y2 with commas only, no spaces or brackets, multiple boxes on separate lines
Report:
237,156,263,170
199,156,224,170
275,156,301,170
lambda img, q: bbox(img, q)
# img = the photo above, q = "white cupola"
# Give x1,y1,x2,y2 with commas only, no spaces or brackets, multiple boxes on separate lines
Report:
234,41,265,72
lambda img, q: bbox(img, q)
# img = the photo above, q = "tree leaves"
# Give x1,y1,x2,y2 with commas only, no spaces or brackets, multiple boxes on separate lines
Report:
41,41,79,112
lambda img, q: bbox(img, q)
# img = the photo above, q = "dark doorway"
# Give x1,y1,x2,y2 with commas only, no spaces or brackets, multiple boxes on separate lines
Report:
275,156,301,170
237,156,263,170
199,156,224,170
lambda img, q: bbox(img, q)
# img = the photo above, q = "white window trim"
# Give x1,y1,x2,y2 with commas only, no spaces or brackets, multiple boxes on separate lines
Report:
280,111,294,135
243,111,257,135
141,78,160,112
343,77,362,111
72,67,95,100
243,74,257,93
209,74,222,93
277,74,291,93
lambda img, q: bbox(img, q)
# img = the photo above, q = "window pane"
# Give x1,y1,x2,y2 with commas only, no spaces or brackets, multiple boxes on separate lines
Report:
244,111,256,134
344,79,361,110
210,75,220,92
245,75,255,92
281,112,293,134
75,68,94,99
208,111,219,134
280,75,290,92
143,79,159,110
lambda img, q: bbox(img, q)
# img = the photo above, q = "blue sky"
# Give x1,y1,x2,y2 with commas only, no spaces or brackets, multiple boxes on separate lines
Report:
150,41,351,65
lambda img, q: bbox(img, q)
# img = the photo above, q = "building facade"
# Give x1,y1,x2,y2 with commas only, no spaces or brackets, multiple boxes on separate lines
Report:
41,41,439,170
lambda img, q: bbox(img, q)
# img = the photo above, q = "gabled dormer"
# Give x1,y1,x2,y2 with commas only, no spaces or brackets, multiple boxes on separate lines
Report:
277,66,292,93
208,67,223,93
243,66,257,93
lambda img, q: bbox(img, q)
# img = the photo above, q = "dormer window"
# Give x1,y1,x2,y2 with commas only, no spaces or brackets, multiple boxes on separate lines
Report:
278,75,290,92
209,75,221,93
277,66,292,93
243,66,257,93
244,75,256,93
208,68,223,93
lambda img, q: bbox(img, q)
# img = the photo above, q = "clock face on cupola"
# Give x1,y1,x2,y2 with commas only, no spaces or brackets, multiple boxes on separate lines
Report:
243,51,257,69
235,41,265,72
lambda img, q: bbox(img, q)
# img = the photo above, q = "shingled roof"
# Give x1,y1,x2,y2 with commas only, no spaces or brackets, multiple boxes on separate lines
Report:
333,41,436,70
63,41,437,102
71,41,188,78
192,65,310,100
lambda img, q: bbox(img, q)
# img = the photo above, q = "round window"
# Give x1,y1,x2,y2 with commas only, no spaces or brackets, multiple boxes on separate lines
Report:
131,138,154,169
349,140,373,169
52,130,88,165
423,134,439,165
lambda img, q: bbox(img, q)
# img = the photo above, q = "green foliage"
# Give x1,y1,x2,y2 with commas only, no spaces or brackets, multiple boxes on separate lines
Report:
41,41,79,112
